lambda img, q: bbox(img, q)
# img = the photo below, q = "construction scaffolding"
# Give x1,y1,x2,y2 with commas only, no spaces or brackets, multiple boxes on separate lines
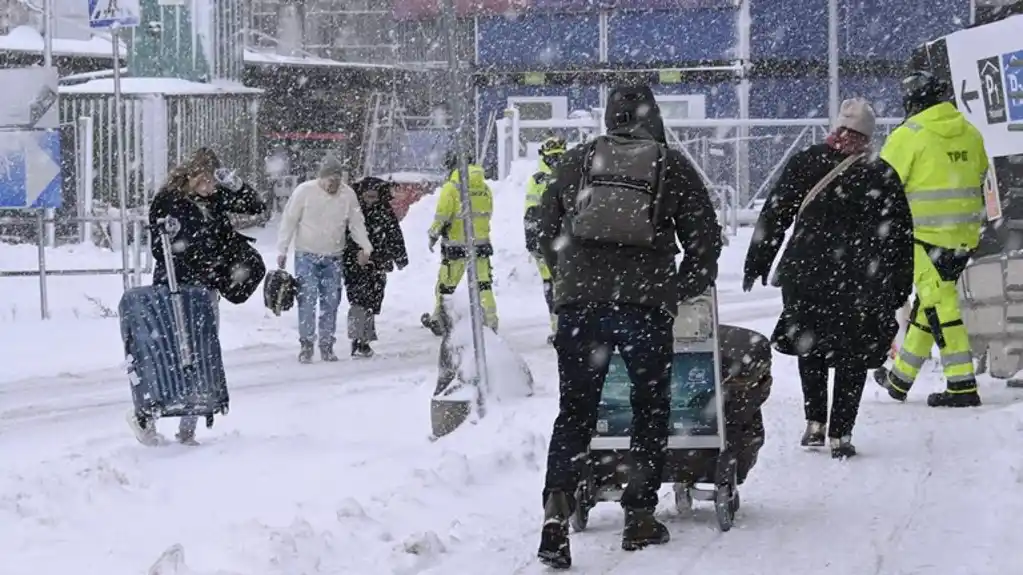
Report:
361,89,450,178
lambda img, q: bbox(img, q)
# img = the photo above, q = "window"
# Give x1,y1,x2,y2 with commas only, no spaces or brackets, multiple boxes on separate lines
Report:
655,95,707,120
507,96,569,120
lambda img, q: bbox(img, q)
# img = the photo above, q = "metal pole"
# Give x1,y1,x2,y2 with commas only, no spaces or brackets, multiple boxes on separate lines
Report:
827,0,840,125
43,0,56,248
440,0,490,402
37,211,49,319
112,26,131,291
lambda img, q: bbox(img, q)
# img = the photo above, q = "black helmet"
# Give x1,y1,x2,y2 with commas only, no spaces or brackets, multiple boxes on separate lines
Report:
443,149,475,173
900,70,952,117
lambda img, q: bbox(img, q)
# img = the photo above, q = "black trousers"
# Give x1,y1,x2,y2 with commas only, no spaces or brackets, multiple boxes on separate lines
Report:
798,355,868,439
543,303,673,511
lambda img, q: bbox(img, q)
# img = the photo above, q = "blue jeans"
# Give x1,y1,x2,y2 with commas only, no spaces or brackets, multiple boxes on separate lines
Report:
294,252,344,347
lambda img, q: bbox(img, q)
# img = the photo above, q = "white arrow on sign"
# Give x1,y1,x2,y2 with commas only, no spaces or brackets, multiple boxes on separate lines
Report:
25,134,60,206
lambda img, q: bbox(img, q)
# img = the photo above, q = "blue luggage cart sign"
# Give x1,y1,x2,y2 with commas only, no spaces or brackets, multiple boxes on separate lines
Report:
1001,50,1023,123
594,351,719,449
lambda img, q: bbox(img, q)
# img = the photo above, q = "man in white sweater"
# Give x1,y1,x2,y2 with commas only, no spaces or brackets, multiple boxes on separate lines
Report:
277,153,373,363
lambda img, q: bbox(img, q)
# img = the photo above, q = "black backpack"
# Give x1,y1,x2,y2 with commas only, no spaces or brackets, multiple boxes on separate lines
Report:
263,269,299,316
570,135,667,248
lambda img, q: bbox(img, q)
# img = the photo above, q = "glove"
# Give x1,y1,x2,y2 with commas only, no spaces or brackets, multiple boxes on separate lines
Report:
742,272,767,293
214,168,244,192
277,254,287,269
428,234,439,253
357,250,372,266
396,258,409,271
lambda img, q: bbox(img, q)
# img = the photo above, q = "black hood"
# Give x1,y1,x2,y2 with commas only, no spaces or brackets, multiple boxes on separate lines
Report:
604,85,667,144
352,176,394,207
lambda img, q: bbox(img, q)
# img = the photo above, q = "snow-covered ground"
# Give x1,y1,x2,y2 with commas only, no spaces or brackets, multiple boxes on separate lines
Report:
1,161,1021,575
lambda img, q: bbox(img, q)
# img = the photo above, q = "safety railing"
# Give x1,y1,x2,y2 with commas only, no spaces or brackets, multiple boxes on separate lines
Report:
0,213,152,320
493,109,905,211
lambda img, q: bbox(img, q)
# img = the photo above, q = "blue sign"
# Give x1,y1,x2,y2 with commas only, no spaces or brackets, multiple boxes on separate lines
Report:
0,130,62,209
89,0,140,29
1001,50,1023,122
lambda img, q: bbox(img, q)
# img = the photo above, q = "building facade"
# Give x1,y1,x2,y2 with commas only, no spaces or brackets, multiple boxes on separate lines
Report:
393,0,973,197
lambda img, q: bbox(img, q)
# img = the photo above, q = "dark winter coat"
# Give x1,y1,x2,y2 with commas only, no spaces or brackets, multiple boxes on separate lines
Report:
343,177,409,313
743,143,914,368
538,85,724,315
150,181,267,299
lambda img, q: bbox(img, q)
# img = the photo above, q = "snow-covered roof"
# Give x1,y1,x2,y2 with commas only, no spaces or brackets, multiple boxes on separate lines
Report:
59,77,263,96
0,25,121,58
243,49,396,70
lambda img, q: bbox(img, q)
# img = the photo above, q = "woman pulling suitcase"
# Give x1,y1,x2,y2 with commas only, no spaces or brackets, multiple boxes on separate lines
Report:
127,148,267,446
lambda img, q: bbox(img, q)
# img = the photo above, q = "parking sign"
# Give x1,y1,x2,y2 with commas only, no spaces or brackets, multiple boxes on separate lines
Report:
1002,50,1023,122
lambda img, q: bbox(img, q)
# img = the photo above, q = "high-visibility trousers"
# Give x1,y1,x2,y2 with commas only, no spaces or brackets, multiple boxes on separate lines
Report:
531,252,556,333
433,255,499,330
889,243,976,395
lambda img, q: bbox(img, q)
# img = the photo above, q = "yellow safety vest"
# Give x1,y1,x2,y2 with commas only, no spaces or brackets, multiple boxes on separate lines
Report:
879,102,989,250
429,165,493,246
525,160,554,211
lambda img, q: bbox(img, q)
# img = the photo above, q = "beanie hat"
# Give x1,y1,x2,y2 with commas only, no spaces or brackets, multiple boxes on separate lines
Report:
835,98,876,137
317,152,345,179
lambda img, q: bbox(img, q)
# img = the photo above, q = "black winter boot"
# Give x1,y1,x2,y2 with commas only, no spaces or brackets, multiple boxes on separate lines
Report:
800,421,825,447
927,390,981,408
298,341,314,364
537,491,572,569
351,340,374,359
621,508,670,551
873,367,907,402
830,436,857,459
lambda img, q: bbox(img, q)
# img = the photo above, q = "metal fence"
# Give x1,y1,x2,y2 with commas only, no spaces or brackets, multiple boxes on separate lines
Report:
0,90,263,319
493,108,905,214
59,91,262,211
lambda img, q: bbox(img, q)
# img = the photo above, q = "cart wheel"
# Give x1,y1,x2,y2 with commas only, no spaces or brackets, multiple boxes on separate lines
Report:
714,486,736,532
570,486,590,532
205,414,214,429
672,483,694,514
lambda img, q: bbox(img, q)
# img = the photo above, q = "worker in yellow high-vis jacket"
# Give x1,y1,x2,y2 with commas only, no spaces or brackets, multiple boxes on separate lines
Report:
524,136,566,345
875,70,989,408
420,151,499,336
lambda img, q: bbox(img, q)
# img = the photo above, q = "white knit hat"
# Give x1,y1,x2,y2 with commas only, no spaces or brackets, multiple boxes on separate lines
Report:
835,98,876,137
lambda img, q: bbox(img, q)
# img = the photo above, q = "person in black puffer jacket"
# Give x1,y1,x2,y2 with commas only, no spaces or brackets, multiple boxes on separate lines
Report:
535,85,723,568
343,176,409,358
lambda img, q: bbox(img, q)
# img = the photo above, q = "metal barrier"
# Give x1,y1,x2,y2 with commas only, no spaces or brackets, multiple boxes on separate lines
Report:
493,109,905,208
0,213,151,320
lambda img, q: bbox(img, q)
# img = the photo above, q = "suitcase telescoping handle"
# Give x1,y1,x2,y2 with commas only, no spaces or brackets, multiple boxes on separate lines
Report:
156,217,194,369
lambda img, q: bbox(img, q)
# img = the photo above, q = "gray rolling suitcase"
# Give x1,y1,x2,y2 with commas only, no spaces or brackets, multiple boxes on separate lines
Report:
119,217,229,428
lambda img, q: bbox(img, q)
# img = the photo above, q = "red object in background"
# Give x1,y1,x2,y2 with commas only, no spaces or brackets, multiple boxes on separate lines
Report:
390,183,432,221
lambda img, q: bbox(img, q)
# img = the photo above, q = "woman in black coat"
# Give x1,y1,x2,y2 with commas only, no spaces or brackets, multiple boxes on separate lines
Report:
150,147,267,303
743,99,913,459
140,148,267,446
343,177,409,358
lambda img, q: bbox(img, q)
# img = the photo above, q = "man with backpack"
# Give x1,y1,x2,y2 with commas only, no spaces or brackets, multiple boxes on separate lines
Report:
535,85,723,568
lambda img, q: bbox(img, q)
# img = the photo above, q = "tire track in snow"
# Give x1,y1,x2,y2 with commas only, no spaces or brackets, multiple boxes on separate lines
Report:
0,294,782,433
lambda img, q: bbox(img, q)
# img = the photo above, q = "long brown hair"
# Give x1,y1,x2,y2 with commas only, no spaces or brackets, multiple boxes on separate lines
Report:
161,147,222,196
